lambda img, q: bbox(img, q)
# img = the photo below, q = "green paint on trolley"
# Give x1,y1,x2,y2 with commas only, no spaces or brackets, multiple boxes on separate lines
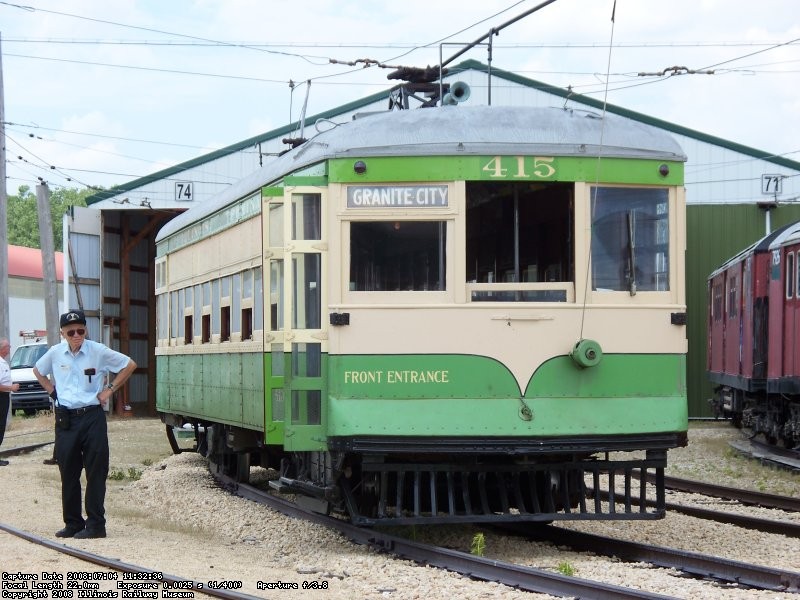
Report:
328,155,684,185
157,352,686,448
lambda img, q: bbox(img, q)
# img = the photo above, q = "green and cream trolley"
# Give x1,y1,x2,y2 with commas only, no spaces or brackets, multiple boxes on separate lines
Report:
156,105,688,525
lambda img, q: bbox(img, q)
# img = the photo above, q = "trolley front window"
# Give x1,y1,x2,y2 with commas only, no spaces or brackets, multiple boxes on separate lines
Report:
465,181,573,302
591,187,669,293
349,221,446,291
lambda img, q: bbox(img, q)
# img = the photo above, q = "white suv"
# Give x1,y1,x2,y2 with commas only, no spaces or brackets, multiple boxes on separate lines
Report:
9,342,51,415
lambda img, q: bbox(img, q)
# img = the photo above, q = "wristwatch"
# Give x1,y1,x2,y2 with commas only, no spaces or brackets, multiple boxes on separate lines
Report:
104,382,115,391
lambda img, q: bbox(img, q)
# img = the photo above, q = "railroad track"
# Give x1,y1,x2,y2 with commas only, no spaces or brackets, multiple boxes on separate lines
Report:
0,521,263,600
211,463,800,597
0,440,54,459
610,471,800,537
212,466,674,600
7,441,799,596
498,523,800,593
662,473,800,512
729,438,800,471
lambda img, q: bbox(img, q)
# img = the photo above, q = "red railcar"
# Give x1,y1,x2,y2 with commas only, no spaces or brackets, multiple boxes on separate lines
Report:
708,221,800,447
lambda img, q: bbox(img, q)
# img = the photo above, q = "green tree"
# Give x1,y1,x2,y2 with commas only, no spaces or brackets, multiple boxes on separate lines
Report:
7,185,94,249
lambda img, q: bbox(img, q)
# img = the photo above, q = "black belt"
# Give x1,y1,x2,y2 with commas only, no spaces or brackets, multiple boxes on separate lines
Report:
58,404,102,415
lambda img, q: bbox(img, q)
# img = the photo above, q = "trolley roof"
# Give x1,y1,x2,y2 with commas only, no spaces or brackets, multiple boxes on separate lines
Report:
768,221,800,251
157,105,686,242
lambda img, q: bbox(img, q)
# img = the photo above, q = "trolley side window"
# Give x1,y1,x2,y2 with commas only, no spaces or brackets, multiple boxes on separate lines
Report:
786,252,794,299
465,181,573,302
727,275,738,319
711,282,723,322
591,187,669,293
349,221,446,292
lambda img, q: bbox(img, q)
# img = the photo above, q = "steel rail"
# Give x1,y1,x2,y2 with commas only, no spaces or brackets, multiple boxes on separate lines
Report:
0,521,263,600
505,524,800,593
729,439,800,472
217,474,674,599
591,487,800,538
0,440,53,458
657,472,800,512
662,500,800,537
594,474,800,537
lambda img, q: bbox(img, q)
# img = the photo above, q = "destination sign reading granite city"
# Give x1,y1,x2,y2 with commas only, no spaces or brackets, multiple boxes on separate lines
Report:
347,185,448,208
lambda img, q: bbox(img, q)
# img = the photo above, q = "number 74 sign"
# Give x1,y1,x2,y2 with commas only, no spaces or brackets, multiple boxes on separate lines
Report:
175,181,193,201
761,174,784,195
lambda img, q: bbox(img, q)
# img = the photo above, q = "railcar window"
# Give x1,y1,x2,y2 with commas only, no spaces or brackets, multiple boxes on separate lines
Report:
201,314,211,343
272,389,285,421
712,283,723,322
292,193,321,241
350,221,446,291
591,187,669,292
291,343,322,426
221,276,230,298
466,182,572,301
193,284,202,340
172,291,179,340
797,255,800,299
727,276,738,319
241,308,253,341
292,254,321,329
786,252,794,299
292,391,321,425
232,273,242,334
269,203,284,247
157,294,168,340
221,306,230,342
211,280,220,335
254,267,264,331
271,344,284,376
270,259,284,331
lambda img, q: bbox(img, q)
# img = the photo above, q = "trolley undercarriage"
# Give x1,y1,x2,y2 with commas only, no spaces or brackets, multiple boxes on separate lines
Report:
270,434,683,526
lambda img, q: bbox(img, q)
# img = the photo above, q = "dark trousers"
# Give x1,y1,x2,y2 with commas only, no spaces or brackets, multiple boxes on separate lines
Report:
55,406,109,531
0,391,9,448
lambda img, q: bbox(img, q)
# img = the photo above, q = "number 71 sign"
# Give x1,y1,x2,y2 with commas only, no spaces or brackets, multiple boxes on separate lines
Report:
175,181,194,201
761,174,783,195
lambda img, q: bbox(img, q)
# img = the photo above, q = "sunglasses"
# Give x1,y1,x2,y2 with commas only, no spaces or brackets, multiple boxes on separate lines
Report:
65,328,86,337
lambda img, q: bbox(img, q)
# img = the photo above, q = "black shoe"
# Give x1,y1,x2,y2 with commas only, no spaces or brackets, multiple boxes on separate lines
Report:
55,526,84,538
43,458,58,465
73,528,106,539
0,459,9,466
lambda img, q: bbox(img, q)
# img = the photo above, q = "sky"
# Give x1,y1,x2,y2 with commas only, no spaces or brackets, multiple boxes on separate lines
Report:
1,0,799,196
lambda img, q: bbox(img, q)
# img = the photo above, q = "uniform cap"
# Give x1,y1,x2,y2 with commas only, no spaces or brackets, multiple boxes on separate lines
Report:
60,310,86,327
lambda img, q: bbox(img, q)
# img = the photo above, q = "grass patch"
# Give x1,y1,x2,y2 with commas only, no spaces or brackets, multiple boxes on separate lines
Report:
470,532,486,557
108,466,143,481
557,561,575,576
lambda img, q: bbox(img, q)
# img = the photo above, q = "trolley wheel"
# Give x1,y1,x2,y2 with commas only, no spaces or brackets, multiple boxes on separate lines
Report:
222,451,251,483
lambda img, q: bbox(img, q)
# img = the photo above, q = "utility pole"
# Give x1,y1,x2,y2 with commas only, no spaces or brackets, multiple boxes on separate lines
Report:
36,183,60,346
0,32,10,342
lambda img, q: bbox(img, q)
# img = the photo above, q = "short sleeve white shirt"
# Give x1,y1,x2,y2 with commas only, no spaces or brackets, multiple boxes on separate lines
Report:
35,339,131,409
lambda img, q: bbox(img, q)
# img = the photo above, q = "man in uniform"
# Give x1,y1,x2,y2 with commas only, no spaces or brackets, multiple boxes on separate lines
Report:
34,310,137,539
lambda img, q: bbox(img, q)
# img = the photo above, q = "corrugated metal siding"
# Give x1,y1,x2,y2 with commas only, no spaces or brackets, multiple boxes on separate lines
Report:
687,204,800,416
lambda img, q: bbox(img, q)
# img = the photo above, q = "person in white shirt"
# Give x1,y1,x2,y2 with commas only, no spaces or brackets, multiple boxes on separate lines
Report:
34,310,136,539
0,338,21,466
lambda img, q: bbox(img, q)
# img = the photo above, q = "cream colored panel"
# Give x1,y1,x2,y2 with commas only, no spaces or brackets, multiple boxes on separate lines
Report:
166,217,261,288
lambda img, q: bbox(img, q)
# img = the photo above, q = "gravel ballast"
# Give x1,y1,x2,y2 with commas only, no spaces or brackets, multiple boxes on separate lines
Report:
0,414,797,599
